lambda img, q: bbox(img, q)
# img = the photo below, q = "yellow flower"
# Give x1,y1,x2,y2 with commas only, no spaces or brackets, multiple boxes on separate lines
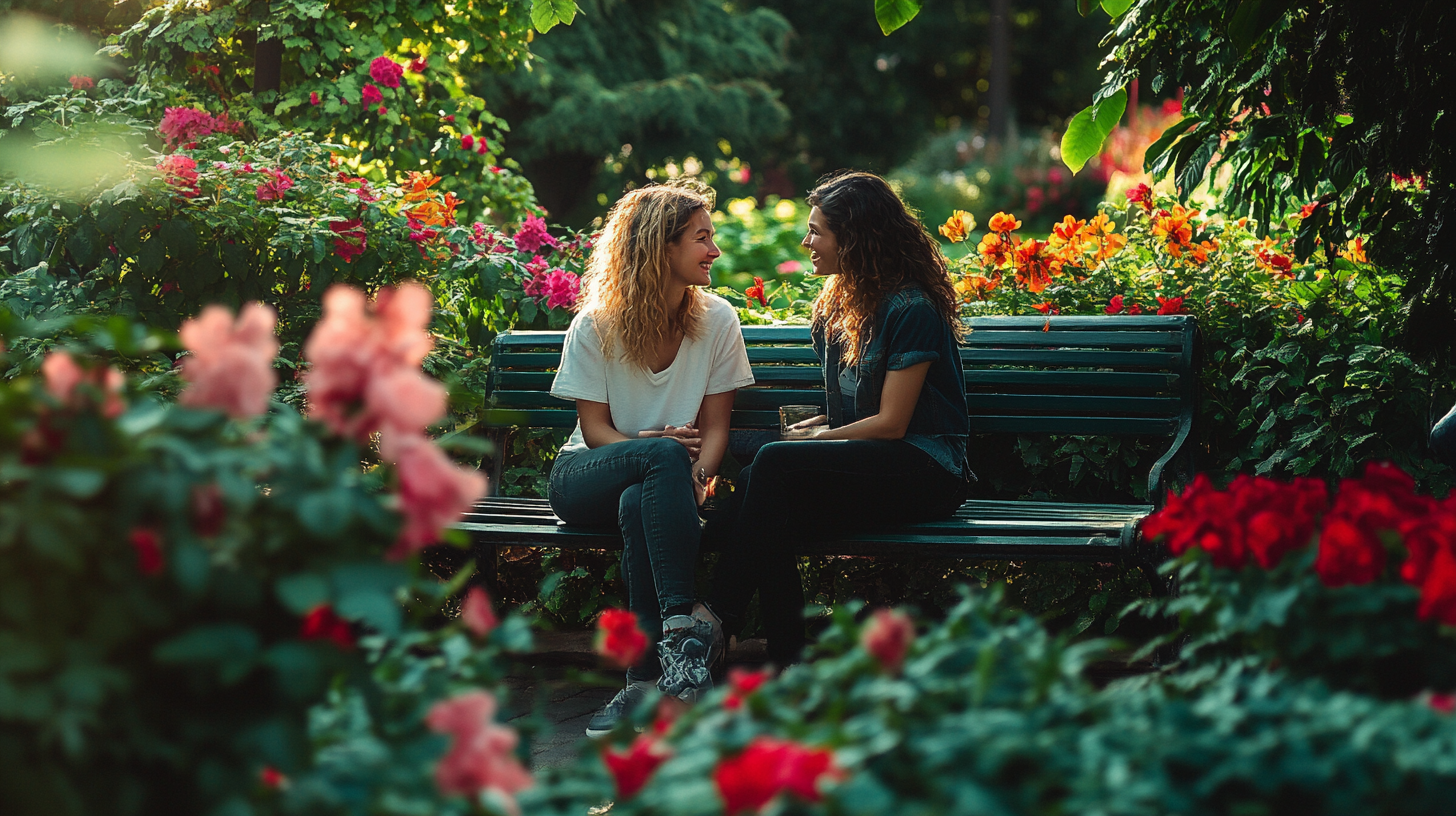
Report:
988,212,1022,234
1339,237,1369,264
939,210,977,243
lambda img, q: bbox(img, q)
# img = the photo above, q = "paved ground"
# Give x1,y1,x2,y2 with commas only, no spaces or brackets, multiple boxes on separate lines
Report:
506,631,770,770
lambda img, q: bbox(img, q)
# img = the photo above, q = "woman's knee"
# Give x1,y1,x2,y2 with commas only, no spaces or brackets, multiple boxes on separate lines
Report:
637,436,692,471
618,483,645,527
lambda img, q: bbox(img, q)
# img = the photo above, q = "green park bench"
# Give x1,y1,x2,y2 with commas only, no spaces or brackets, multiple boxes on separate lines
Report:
452,314,1199,591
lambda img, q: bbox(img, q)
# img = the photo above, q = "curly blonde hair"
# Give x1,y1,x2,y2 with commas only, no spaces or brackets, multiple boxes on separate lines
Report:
808,171,965,363
577,182,716,370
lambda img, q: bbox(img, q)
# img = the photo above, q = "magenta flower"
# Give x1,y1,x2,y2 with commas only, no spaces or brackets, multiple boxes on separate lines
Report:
361,83,383,105
368,56,404,89
329,219,367,263
157,154,200,197
511,214,558,254
254,169,294,202
541,270,581,310
310,91,321,105
460,134,474,151
158,106,241,150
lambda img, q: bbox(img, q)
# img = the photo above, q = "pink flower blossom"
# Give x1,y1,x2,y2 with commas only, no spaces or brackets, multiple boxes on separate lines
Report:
426,691,532,810
461,586,498,637
159,106,240,150
254,169,294,202
177,303,280,419
69,75,95,90
540,269,580,310
310,91,321,105
776,260,803,274
383,432,487,556
861,608,915,674
129,528,165,576
157,154,200,197
302,283,443,441
461,134,475,151
361,83,383,105
476,139,488,155
377,104,387,116
42,351,125,417
369,56,404,89
512,214,558,254
329,219,367,262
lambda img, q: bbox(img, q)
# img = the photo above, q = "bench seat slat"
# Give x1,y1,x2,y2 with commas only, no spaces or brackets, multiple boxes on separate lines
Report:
962,330,1186,348
964,394,1182,416
962,348,1182,368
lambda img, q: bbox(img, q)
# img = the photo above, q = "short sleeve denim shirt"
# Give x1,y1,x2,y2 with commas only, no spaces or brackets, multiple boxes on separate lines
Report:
814,286,971,479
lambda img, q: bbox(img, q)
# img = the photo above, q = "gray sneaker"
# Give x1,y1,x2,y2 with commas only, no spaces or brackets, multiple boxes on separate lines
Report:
585,679,655,738
657,615,715,702
693,603,726,675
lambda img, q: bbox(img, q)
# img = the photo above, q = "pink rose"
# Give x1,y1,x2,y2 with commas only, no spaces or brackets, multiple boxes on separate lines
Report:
511,214,558,254
461,586,498,637
382,432,487,557
361,83,383,105
541,269,580,310
460,134,475,151
368,56,404,89
42,351,125,418
426,691,532,810
861,608,915,674
254,169,293,202
177,303,280,419
329,219,368,262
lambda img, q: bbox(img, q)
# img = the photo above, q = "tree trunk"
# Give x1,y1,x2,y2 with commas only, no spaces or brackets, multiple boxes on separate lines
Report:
253,32,283,97
987,0,1011,141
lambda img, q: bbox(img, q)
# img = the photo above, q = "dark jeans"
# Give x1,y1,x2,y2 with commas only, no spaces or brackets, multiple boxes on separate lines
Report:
707,439,968,665
549,438,700,681
1434,402,1456,468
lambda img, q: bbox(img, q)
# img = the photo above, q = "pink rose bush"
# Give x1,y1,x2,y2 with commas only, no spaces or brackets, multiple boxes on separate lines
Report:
157,154,200,197
512,213,558,254
42,351,125,418
177,303,280,419
254,169,293,202
368,56,404,89
425,691,532,811
303,282,486,555
159,106,241,150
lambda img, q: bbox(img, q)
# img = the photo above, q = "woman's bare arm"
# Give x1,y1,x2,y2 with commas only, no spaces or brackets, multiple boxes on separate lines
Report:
577,399,632,448
814,362,931,441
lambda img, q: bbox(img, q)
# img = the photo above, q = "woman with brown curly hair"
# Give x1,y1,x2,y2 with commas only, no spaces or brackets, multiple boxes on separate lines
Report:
549,181,753,734
707,171,972,665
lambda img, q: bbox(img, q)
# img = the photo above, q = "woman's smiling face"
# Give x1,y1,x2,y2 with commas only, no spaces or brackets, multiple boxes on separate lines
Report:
803,206,841,276
666,208,720,288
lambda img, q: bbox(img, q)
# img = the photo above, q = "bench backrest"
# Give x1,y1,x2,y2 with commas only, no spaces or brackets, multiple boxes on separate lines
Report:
484,315,1199,496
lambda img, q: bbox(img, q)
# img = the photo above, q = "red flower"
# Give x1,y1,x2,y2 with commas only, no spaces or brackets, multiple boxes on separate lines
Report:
461,134,475,151
377,104,387,116
260,766,288,790
1316,462,1429,586
254,169,293,202
300,605,355,649
1105,294,1125,315
1428,692,1456,714
129,528,165,576
361,83,383,105
1156,296,1186,315
1142,474,1328,570
595,608,648,669
714,737,840,814
1032,301,1059,315
69,75,95,90
409,57,428,73
1416,547,1456,626
745,277,768,307
1316,517,1387,586
191,483,226,537
477,139,489,155
723,667,771,710
1297,201,1319,219
1125,183,1154,211
310,91,321,105
1126,302,1144,315
426,691,532,805
368,56,404,89
603,733,671,800
861,608,915,674
461,586,498,637
329,218,367,263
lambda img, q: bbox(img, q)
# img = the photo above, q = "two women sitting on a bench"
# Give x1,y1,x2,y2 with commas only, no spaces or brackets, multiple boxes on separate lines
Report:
549,172,970,737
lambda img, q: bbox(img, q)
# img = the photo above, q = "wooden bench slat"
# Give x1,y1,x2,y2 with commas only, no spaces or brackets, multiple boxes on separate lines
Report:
499,368,1183,393
962,330,1186,348
962,348,1183,368
964,394,1182,416
972,416,1178,435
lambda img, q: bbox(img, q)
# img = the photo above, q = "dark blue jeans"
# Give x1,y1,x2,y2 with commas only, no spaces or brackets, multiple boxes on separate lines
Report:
549,437,701,681
708,439,968,665
1434,402,1456,468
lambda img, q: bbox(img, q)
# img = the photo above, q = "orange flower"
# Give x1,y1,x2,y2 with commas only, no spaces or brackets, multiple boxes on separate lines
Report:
955,274,998,301
745,276,768,307
1151,205,1197,255
1012,237,1053,293
1032,301,1059,315
1339,237,1368,264
1253,236,1294,276
938,210,977,243
1185,239,1219,265
402,171,442,202
988,211,1022,234
407,191,462,228
977,232,1012,266
1049,215,1086,252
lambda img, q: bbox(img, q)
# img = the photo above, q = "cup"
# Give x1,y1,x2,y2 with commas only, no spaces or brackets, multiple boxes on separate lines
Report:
779,404,827,440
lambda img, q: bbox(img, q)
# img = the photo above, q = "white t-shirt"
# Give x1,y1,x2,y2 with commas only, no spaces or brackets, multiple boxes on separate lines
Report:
551,292,755,454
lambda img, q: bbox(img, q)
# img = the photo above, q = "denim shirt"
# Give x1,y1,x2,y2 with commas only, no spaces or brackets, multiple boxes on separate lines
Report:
814,286,971,479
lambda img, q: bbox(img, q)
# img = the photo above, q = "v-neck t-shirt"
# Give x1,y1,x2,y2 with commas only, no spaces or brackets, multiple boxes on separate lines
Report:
551,292,755,454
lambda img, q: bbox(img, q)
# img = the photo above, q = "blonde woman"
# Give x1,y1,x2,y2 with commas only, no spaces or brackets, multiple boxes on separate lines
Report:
548,182,752,736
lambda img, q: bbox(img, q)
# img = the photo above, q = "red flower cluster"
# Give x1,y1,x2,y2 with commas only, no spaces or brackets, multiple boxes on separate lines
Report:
329,218,367,262
595,608,649,669
745,276,768,307
361,83,384,106
1156,296,1187,315
1143,473,1329,569
714,737,841,814
723,667,770,710
300,604,355,649
129,528,165,576
512,214,559,254
1104,294,1145,315
69,75,95,90
157,154,200,197
1125,183,1154,211
603,732,672,800
369,56,404,89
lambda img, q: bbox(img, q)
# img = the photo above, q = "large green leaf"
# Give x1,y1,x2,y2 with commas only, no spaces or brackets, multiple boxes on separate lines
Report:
1076,0,1099,16
1093,88,1128,133
1060,106,1105,174
875,0,923,35
1101,0,1135,16
531,0,577,33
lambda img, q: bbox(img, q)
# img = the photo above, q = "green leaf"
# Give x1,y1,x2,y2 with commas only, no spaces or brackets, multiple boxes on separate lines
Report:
336,589,401,636
46,468,106,499
154,624,259,665
874,0,923,35
1101,0,1135,16
530,0,577,33
1076,0,1099,15
296,489,353,539
276,573,330,615
1060,106,1106,174
1093,88,1128,133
